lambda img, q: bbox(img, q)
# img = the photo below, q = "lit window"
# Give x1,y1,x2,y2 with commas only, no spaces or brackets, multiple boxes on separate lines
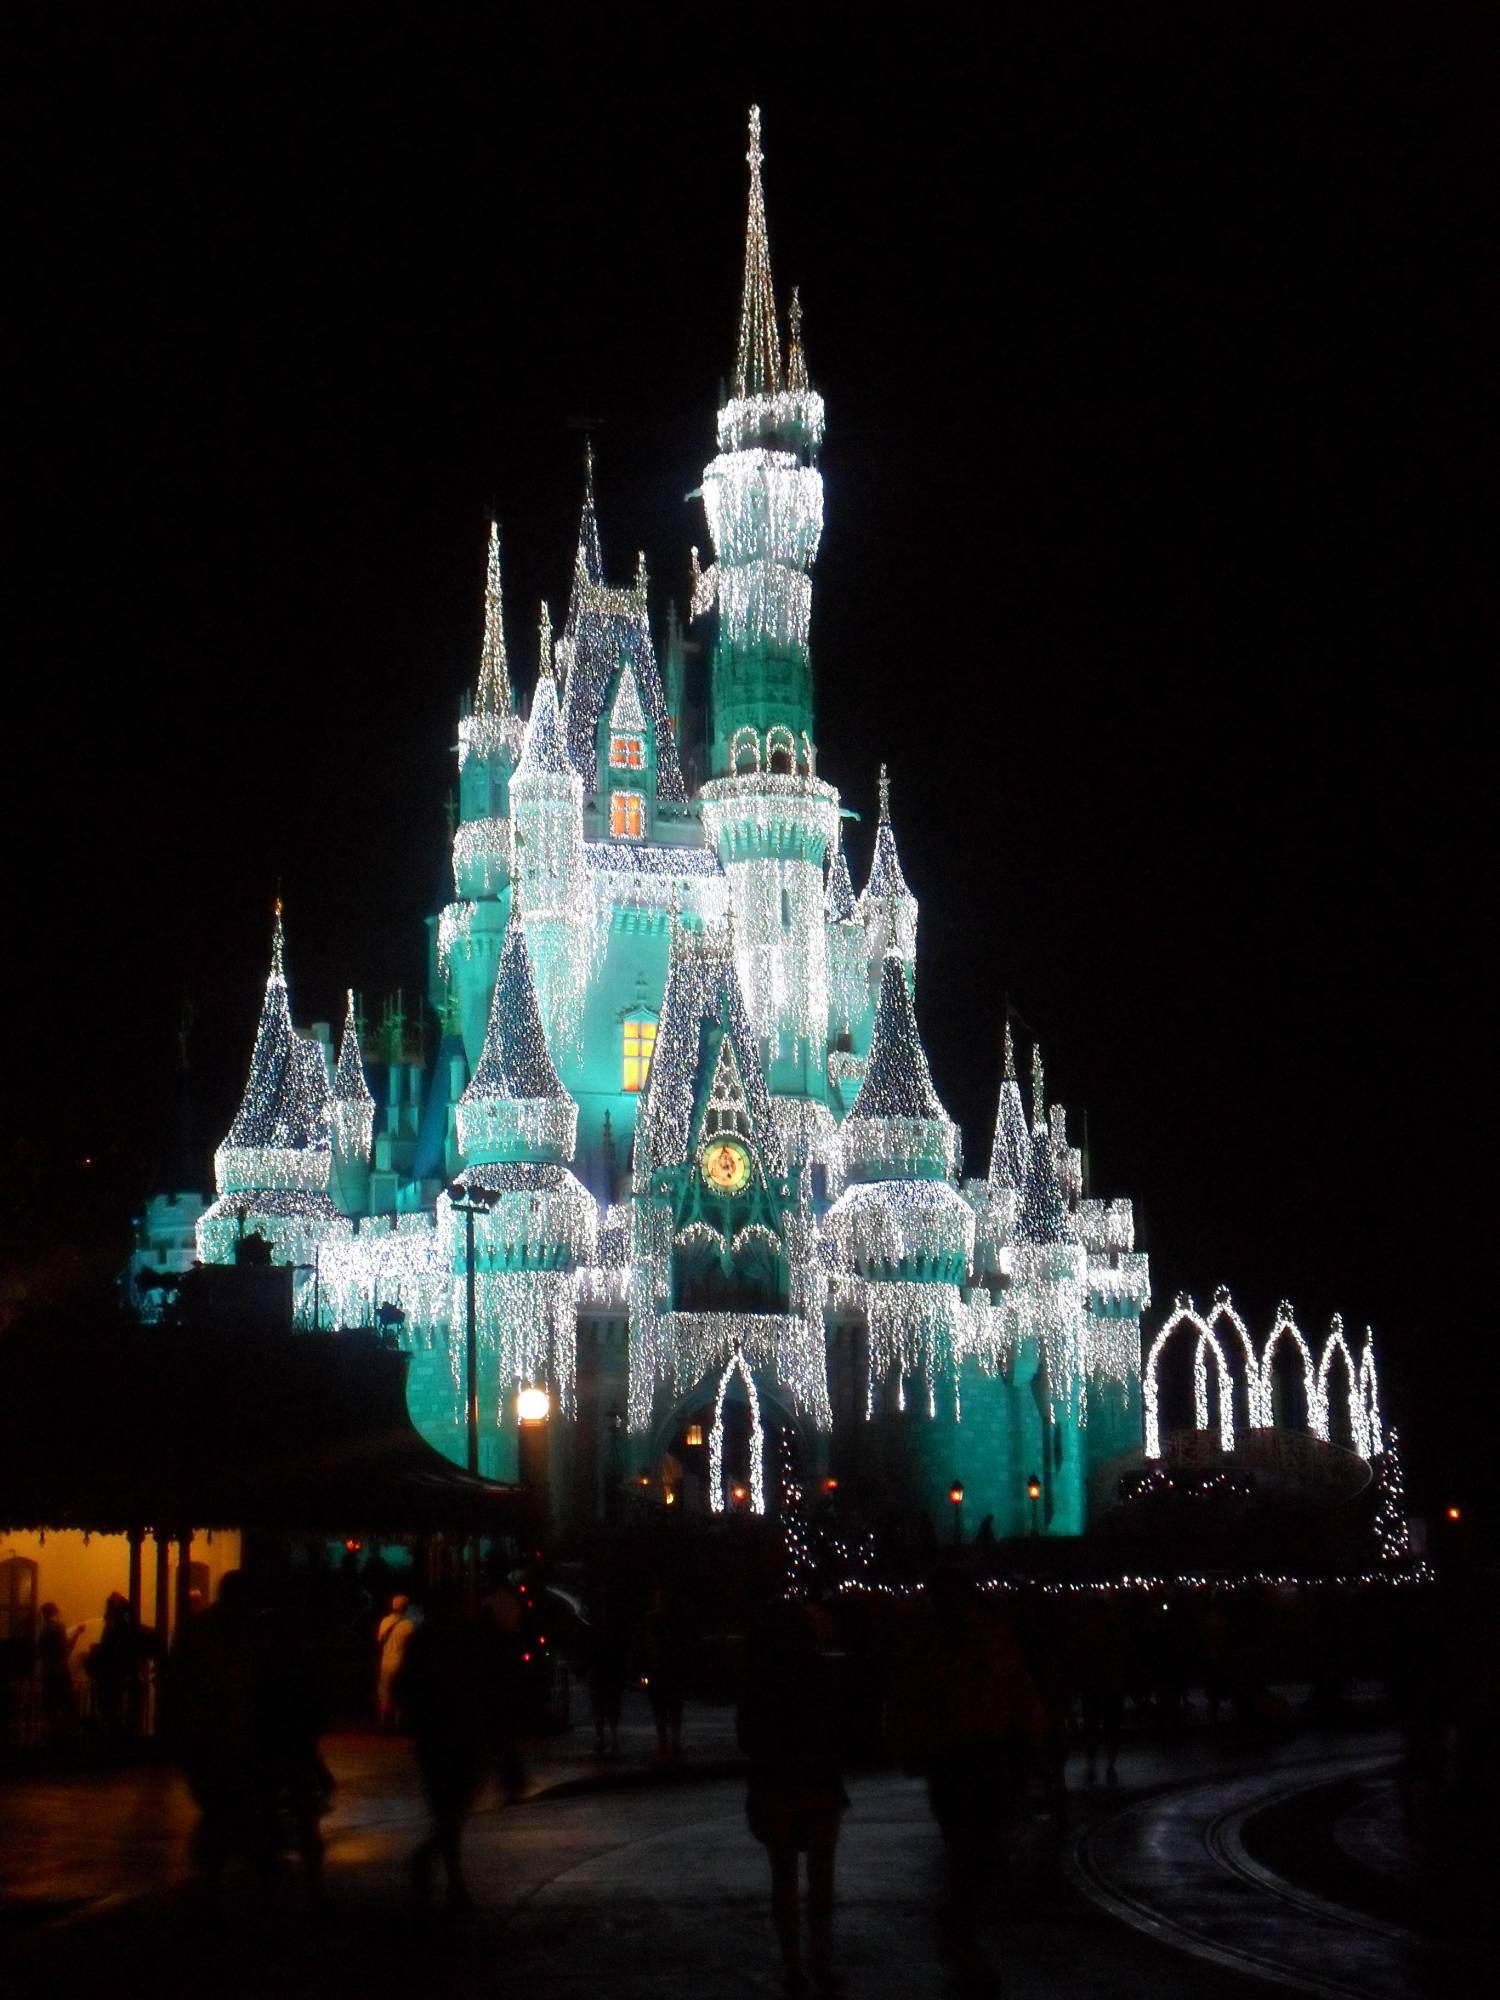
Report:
610,790,645,838
685,1423,705,1447
622,1018,656,1092
609,735,645,770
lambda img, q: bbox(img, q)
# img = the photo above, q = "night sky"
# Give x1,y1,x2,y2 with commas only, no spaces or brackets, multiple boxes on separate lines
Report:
8,7,1493,1522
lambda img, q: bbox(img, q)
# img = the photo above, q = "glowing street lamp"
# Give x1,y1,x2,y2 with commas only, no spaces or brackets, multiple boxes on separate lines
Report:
1027,1472,1042,1537
516,1387,551,1424
949,1477,964,1543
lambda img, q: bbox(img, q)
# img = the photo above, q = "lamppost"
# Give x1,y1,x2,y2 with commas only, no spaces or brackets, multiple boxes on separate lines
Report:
1027,1471,1041,1537
949,1478,964,1544
447,1181,499,1478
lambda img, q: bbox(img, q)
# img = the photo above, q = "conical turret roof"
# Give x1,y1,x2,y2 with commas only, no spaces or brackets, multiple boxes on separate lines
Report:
515,658,573,780
733,106,782,400
215,903,332,1194
824,833,857,924
331,989,374,1162
987,1022,1029,1194
457,923,577,1163
848,954,949,1125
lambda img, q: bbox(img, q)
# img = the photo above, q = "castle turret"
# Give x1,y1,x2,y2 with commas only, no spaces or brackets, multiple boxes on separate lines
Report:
695,107,825,774
824,822,870,1111
510,606,591,1047
197,902,340,1269
856,767,918,972
823,944,972,1433
329,988,374,1215
695,115,839,1108
456,923,578,1165
838,951,959,1183
440,521,524,1068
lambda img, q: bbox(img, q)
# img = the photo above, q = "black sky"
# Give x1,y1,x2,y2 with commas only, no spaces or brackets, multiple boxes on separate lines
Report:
6,5,1494,1521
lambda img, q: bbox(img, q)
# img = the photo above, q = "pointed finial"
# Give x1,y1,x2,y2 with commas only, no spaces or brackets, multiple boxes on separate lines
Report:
635,548,649,603
785,286,809,393
476,519,511,715
1031,1043,1046,1130
733,106,782,399
1003,1017,1016,1080
538,600,554,680
877,763,891,826
271,898,285,979
572,441,603,588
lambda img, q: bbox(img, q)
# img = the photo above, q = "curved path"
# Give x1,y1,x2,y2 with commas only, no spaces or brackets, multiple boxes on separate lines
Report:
1067,1744,1438,1998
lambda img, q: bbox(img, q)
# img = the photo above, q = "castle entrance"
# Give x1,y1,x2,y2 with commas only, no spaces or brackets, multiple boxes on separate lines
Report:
652,1353,807,1519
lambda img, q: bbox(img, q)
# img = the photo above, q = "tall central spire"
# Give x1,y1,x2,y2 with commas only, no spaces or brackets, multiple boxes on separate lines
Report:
733,106,782,400
476,520,511,716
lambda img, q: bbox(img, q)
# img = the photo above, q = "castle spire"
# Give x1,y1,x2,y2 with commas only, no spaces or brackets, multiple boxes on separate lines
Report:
988,1025,1029,1196
785,286,809,394
573,442,604,594
842,951,958,1180
475,519,511,716
1031,1042,1047,1133
732,106,782,400
538,600,554,679
214,901,331,1197
456,922,576,1164
332,988,375,1162
857,768,917,963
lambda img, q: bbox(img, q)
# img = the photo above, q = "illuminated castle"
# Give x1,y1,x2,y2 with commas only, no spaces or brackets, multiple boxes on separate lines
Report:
180,109,1159,1538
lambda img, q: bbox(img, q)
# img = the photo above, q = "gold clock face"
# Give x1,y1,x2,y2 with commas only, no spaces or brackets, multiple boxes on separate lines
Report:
700,1137,752,1196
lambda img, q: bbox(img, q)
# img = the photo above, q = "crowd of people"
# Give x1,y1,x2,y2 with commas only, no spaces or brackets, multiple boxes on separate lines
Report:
7,1548,1489,1988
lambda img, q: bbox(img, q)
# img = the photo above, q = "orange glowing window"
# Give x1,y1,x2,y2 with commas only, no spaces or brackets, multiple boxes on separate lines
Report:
622,1018,656,1093
609,735,645,770
610,790,645,838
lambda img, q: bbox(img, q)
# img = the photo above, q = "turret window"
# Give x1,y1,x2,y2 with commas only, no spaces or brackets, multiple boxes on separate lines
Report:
610,791,645,838
622,1018,656,1092
609,735,645,770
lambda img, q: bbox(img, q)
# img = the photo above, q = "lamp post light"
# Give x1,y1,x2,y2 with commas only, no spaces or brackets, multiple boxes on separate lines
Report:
949,1478,964,1544
1027,1472,1042,1537
447,1181,500,1478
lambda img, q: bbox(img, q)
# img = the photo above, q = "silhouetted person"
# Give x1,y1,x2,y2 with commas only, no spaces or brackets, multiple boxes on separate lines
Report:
258,1605,332,1904
87,1592,141,1740
397,1589,492,1911
36,1602,84,1744
586,1588,630,1758
166,1571,265,1891
891,1579,1047,1989
1070,1592,1128,1786
641,1586,689,1762
738,1601,848,1994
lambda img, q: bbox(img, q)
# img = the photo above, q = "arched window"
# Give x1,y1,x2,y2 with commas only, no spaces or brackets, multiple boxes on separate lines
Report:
622,1018,656,1092
610,791,645,839
729,727,760,775
765,726,796,774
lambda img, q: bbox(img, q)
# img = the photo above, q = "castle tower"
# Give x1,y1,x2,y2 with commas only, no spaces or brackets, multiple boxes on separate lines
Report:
442,918,594,1479
697,109,840,1112
856,767,919,977
509,606,591,1048
824,946,977,1511
329,988,374,1217
824,823,869,1114
196,902,340,1271
440,522,524,1068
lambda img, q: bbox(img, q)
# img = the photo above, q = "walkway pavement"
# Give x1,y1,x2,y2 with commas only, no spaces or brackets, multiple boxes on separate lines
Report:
0,1695,1448,1999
